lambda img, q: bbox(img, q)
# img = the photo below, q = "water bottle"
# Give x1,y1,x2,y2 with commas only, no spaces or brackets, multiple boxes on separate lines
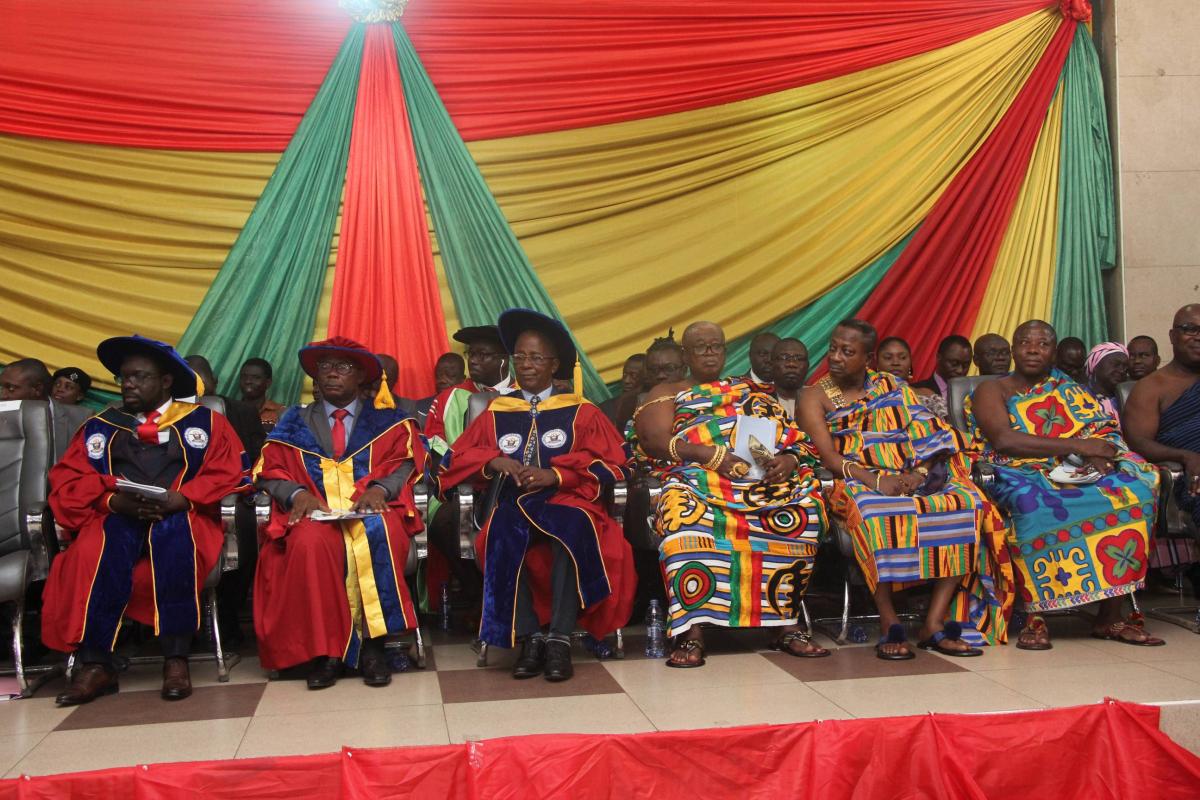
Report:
439,582,452,632
645,599,666,658
849,624,868,644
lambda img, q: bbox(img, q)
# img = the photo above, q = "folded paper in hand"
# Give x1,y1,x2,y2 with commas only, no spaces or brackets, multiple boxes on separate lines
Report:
114,478,168,500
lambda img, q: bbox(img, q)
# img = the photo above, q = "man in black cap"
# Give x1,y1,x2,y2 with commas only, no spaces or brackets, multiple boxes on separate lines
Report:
51,367,91,406
0,358,91,462
42,336,251,705
433,310,635,682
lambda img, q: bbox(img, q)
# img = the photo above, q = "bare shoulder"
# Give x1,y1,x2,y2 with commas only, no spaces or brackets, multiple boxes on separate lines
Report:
645,381,688,402
972,376,1008,405
799,384,831,412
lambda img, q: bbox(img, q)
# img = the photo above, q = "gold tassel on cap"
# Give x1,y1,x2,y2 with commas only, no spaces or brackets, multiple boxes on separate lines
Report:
573,359,583,398
374,379,395,410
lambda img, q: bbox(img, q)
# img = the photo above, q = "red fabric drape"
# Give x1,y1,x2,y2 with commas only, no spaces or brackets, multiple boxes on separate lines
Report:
0,1,1053,149
3,702,1199,799
851,17,1078,379
327,25,448,398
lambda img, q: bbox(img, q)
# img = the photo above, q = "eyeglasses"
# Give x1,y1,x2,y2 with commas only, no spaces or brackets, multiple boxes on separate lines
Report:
316,360,356,375
687,342,725,356
114,370,161,386
512,354,553,366
466,348,502,360
1173,323,1200,338
773,354,808,363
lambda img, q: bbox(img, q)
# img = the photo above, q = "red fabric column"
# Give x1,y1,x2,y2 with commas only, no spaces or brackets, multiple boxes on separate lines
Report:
328,24,448,398
852,16,1077,379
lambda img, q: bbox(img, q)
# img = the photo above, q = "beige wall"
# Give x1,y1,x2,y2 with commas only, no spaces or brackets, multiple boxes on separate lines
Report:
1107,0,1200,348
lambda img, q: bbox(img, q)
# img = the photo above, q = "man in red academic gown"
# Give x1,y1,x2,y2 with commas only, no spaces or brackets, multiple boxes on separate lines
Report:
433,309,635,682
254,337,425,690
44,335,250,705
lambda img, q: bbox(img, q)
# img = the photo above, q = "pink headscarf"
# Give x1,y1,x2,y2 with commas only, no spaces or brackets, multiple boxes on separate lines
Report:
1085,342,1128,379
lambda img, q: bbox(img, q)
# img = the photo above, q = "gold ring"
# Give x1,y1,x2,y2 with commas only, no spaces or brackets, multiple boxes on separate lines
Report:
730,462,750,479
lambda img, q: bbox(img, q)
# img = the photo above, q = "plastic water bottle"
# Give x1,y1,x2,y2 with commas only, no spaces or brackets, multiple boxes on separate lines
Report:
645,599,666,658
849,624,868,644
439,582,452,632
387,644,411,673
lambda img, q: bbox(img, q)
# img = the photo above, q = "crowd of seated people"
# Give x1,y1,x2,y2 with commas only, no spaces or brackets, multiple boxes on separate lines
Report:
4,303,1198,706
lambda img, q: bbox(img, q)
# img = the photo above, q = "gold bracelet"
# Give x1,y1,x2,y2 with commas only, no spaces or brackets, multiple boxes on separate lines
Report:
631,394,674,424
668,436,681,463
704,445,726,471
841,460,856,482
874,471,882,492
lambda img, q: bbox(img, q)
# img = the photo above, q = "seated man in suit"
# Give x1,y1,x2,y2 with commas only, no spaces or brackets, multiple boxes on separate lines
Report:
433,309,635,682
913,335,973,420
255,338,425,690
43,336,250,705
238,357,285,432
968,320,1162,650
0,358,90,462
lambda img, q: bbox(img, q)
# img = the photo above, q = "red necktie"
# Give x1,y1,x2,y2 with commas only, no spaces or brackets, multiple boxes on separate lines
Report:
136,410,162,445
331,408,349,459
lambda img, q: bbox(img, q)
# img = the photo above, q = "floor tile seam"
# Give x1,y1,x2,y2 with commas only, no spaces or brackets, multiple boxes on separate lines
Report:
970,668,1090,708
252,700,448,718
614,677,811,701
442,691,634,709
0,730,52,779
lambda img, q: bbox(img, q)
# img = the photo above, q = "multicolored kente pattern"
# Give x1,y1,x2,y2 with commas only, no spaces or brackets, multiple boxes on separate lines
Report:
966,369,1160,612
641,380,828,637
826,371,1012,645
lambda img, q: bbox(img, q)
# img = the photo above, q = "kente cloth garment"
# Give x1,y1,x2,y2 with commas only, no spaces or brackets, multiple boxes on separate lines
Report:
966,369,1160,613
253,405,424,670
824,371,1011,645
1156,378,1200,528
42,403,250,654
433,391,635,648
637,379,829,638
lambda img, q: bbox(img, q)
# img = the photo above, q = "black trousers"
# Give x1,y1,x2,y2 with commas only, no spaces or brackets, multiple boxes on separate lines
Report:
78,633,191,666
515,538,580,638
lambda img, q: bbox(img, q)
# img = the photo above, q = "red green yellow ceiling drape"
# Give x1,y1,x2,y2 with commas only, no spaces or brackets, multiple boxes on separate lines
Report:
0,0,1112,402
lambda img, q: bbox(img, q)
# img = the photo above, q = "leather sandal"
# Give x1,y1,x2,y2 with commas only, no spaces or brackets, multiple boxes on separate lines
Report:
1015,616,1053,651
875,623,915,661
770,630,831,658
917,621,982,657
1091,621,1166,647
665,637,706,668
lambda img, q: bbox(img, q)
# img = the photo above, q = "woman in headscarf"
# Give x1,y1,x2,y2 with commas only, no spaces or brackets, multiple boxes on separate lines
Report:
1085,342,1131,421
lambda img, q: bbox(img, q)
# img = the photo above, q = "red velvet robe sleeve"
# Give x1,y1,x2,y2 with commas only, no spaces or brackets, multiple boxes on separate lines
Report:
422,386,457,441
178,411,252,509
549,404,631,504
47,424,117,532
433,410,499,499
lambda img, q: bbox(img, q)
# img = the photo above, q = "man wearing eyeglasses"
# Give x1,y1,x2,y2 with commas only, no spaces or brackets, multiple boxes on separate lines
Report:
433,309,635,682
1124,305,1200,534
254,337,425,690
43,335,251,705
770,338,810,420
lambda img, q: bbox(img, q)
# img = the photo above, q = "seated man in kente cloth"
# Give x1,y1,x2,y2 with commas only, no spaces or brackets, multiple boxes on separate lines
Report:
44,336,250,705
433,309,635,682
799,319,1011,660
1122,304,1200,555
255,337,426,689
633,321,829,667
968,320,1163,650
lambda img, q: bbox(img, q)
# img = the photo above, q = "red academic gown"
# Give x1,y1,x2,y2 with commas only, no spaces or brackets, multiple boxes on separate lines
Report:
253,405,425,670
434,393,636,646
42,404,250,654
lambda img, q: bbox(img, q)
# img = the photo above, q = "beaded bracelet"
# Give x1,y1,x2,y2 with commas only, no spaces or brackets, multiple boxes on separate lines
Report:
668,436,682,463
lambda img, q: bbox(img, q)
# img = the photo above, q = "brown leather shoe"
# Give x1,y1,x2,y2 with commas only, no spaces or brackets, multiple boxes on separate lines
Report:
56,663,118,706
161,657,192,701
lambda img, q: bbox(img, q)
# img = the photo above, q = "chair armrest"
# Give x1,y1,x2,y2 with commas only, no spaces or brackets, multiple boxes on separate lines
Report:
456,484,476,560
609,481,628,524
972,460,996,489
815,467,835,494
412,483,430,518
219,494,240,572
24,503,51,582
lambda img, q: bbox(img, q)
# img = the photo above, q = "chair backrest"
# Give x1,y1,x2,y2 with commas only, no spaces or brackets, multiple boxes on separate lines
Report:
198,394,227,416
0,400,52,557
1115,380,1135,414
465,391,498,428
946,376,992,435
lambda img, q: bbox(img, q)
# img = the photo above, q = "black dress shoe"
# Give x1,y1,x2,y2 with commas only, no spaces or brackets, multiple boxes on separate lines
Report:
512,636,547,679
543,639,573,683
161,657,192,701
359,647,392,688
56,663,118,706
306,656,343,690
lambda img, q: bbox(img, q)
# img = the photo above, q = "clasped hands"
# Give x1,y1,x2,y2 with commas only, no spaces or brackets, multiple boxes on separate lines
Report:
714,451,797,484
110,489,190,521
488,457,560,491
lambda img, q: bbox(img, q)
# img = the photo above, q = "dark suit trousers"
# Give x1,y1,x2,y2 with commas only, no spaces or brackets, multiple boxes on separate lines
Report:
514,538,580,638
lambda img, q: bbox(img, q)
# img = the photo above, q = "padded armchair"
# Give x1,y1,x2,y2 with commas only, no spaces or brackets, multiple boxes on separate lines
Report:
0,400,53,695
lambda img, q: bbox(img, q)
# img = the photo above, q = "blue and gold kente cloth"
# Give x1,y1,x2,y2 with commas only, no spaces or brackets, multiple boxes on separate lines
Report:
967,370,1160,612
635,380,828,637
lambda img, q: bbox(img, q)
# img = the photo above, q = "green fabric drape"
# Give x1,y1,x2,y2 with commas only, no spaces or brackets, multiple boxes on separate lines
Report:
392,25,608,400
178,27,364,403
1051,26,1115,346
722,232,916,377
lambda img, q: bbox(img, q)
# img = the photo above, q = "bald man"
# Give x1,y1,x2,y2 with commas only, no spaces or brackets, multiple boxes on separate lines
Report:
972,333,1012,376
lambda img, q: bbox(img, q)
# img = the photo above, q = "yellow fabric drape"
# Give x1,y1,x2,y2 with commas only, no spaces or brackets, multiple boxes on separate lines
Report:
968,82,1065,346
0,10,1060,384
460,9,1060,373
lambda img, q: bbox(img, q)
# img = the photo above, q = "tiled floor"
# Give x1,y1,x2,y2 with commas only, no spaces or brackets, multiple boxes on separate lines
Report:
5,612,1200,778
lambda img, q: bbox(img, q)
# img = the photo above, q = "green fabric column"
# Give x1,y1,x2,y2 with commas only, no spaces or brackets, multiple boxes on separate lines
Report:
392,25,608,400
1050,26,1115,346
721,231,916,377
179,27,365,403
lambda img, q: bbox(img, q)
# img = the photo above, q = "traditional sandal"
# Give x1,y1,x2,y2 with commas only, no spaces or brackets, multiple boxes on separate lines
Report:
1091,621,1166,647
664,637,706,668
875,623,915,661
917,621,982,657
1015,615,1053,651
770,630,831,659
